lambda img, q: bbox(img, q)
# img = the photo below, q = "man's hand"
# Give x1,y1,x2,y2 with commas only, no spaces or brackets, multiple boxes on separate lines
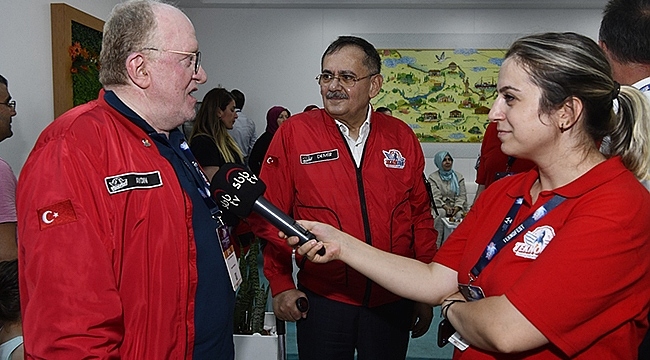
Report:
272,289,308,322
410,301,434,338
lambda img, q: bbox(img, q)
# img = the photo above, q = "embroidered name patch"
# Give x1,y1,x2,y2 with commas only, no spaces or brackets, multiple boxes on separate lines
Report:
105,171,163,195
382,149,406,169
300,149,339,165
512,225,556,260
38,199,78,230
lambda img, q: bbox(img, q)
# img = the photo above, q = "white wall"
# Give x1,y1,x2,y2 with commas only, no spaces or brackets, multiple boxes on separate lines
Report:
0,3,603,183
184,6,603,193
0,0,121,176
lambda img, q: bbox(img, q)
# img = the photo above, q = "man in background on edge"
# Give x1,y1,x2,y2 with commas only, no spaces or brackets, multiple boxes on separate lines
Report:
599,0,650,189
229,89,257,163
251,35,437,360
0,75,17,261
16,1,235,358
599,0,650,356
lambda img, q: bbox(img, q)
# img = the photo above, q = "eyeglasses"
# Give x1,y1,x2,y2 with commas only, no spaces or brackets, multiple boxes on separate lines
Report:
1,100,15,111
316,73,377,88
142,47,202,74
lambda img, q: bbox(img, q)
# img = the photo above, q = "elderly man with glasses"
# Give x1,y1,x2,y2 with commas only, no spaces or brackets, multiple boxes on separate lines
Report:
16,1,236,359
250,35,437,360
0,75,17,262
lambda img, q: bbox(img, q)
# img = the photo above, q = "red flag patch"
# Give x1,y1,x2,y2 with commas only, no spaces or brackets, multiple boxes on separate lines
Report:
37,199,78,230
265,156,279,167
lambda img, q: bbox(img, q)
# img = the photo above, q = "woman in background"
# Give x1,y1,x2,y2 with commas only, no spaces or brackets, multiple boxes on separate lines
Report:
189,88,243,181
0,259,23,360
248,106,290,175
428,151,468,218
288,32,650,359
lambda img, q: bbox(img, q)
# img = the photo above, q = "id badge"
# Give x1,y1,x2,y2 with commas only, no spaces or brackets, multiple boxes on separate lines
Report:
458,284,485,302
217,224,242,291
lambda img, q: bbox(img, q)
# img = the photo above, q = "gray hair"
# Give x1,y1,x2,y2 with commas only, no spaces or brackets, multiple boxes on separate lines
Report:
99,0,167,86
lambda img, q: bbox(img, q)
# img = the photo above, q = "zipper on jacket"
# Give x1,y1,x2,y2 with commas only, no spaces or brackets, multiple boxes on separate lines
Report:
337,123,375,306
356,165,374,306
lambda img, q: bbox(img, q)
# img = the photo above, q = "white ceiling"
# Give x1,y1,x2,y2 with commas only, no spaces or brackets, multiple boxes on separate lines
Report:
175,0,608,9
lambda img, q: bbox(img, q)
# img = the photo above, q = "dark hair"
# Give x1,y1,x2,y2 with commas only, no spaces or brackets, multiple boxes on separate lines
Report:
0,75,7,87
599,0,650,64
506,32,650,179
231,89,245,110
376,106,391,114
189,88,242,163
321,36,381,76
0,259,20,324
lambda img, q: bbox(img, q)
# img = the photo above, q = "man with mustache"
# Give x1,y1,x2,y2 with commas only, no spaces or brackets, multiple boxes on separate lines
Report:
251,35,437,360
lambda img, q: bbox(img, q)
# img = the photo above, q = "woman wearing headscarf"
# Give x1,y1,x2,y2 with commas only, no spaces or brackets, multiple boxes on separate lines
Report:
428,151,468,218
248,106,290,175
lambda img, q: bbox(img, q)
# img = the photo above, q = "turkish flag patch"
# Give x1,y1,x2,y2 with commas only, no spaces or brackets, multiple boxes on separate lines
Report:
37,199,78,230
265,156,279,167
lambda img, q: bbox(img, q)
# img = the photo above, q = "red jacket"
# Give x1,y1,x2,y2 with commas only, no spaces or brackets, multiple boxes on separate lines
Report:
17,92,197,359
252,109,437,307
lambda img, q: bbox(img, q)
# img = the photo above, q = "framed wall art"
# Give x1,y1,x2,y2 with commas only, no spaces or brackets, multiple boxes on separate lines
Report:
357,33,521,143
51,3,104,118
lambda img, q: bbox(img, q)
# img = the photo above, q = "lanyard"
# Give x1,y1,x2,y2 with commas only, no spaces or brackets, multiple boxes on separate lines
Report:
505,156,516,172
469,194,566,279
152,131,222,220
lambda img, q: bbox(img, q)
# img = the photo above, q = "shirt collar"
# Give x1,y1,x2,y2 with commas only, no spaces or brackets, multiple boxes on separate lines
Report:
506,157,629,202
632,76,650,92
334,104,372,139
103,90,184,144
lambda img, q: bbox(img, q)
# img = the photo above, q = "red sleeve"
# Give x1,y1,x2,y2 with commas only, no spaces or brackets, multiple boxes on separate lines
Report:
409,135,438,263
476,122,499,185
248,126,297,296
17,138,123,358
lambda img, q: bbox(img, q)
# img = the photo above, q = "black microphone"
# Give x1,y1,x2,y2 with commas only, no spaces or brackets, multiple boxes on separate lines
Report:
211,163,325,256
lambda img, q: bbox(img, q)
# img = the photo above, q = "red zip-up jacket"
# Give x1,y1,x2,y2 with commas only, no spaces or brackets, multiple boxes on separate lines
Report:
252,109,437,307
17,91,198,359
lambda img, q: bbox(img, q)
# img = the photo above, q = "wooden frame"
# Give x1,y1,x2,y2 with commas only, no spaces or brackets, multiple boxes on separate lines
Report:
51,3,104,118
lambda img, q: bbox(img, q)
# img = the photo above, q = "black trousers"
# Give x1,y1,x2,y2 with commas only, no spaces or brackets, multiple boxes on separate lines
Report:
296,286,414,360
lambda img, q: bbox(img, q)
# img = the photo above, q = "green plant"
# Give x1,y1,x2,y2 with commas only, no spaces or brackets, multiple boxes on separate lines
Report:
233,239,270,334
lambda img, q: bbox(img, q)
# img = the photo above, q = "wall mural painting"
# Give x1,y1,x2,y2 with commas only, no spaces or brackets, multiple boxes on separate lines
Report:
372,48,506,143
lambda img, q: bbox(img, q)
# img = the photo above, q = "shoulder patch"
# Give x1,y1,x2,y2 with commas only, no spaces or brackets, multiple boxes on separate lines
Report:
38,199,77,230
382,149,406,169
105,171,163,195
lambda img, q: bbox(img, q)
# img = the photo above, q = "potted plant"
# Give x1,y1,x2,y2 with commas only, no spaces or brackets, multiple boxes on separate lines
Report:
233,239,283,360
233,239,269,335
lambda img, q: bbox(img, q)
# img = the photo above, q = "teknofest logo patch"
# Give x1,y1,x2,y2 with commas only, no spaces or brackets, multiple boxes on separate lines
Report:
512,225,556,260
